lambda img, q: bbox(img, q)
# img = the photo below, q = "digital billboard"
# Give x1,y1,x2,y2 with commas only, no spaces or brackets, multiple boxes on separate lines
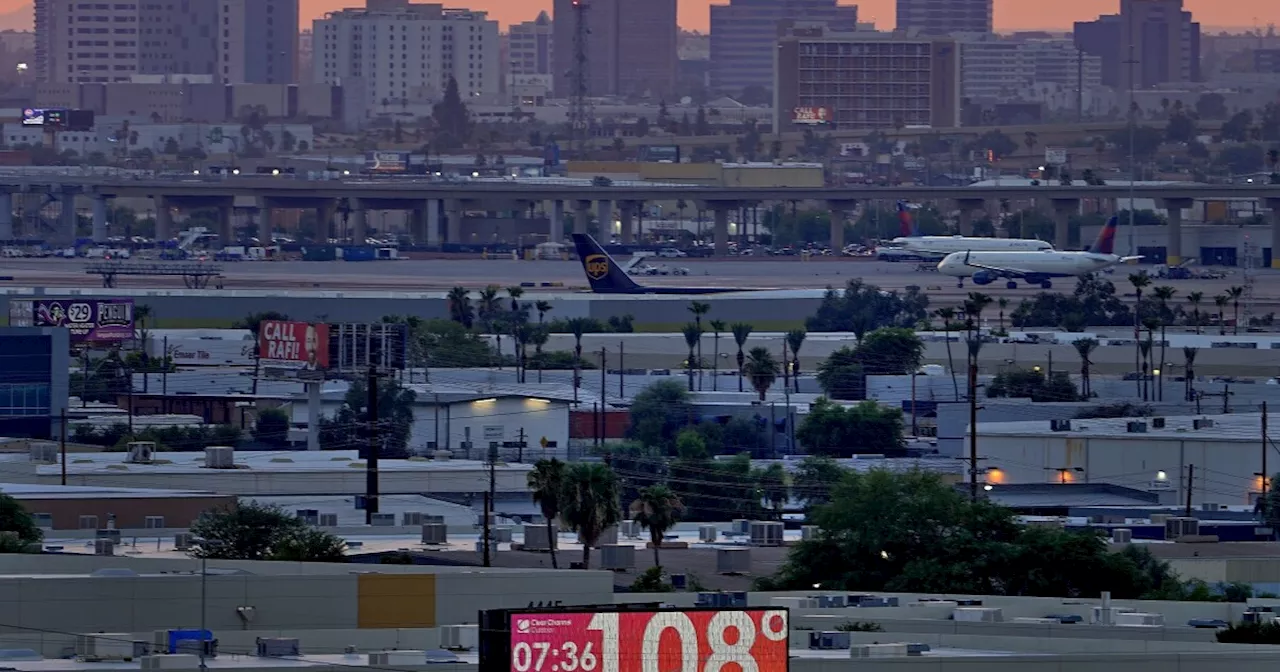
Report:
258,321,330,372
791,106,831,125
507,609,788,672
365,151,410,173
33,299,134,343
21,108,68,128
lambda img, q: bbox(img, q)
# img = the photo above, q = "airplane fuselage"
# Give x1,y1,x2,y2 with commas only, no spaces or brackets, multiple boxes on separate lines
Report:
893,236,1054,254
938,250,1125,280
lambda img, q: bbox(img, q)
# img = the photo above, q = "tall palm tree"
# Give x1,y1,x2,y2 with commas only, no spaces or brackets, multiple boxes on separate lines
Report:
1185,291,1203,334
1214,294,1229,336
527,458,566,569
1152,286,1176,393
744,346,780,401
511,321,531,383
965,292,993,336
534,300,553,325
506,286,525,313
477,285,503,362
560,462,621,570
630,484,684,569
935,307,960,401
709,320,726,391
565,317,592,393
446,287,473,328
681,323,702,392
529,325,549,383
1228,285,1245,334
785,329,807,393
731,322,752,393
1142,317,1160,401
1128,271,1151,396
1072,338,1098,398
996,297,1009,334
688,302,711,389
1183,347,1198,402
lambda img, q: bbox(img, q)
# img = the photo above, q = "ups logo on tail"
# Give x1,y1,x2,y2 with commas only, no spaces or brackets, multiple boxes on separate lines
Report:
584,254,610,280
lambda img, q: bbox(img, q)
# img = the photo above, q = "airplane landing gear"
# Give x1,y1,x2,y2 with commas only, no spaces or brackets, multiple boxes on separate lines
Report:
956,279,965,288
1006,281,1018,290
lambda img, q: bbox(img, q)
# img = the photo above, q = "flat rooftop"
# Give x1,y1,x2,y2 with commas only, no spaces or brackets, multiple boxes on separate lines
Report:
0,483,216,500
0,450,533,477
979,411,1272,442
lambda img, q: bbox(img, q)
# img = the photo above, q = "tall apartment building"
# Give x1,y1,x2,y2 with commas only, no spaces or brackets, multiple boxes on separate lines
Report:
551,0,677,98
709,0,857,92
219,0,300,84
1023,39,1103,92
314,0,501,105
34,0,299,84
1074,0,1199,91
508,11,553,77
897,0,992,36
958,35,1031,101
774,24,961,131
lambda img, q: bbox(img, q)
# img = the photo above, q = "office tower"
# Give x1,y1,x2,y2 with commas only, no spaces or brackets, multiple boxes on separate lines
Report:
896,0,993,36
958,35,1032,101
774,24,961,130
1075,0,1199,90
509,11,553,77
710,0,857,92
220,0,300,84
314,0,501,104
551,0,678,98
35,0,217,83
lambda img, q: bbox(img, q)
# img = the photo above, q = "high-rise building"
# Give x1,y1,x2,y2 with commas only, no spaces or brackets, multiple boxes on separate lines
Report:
774,24,961,131
508,11,553,77
35,0,218,83
314,0,501,104
1023,39,1103,92
709,0,857,92
1074,0,1199,91
551,0,677,98
958,35,1032,101
220,0,300,84
896,0,992,36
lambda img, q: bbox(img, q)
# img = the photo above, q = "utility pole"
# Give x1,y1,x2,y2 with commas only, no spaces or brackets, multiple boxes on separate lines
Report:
599,347,607,406
365,365,379,525
59,409,67,486
483,439,496,567
1184,463,1195,517
1263,402,1269,518
618,341,624,398
968,359,979,502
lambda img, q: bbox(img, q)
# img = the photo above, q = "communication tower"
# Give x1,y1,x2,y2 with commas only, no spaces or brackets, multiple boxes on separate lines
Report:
568,0,593,156
1243,237,1257,328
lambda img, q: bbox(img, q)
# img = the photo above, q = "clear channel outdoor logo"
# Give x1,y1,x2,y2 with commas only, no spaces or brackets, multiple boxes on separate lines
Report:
516,617,574,634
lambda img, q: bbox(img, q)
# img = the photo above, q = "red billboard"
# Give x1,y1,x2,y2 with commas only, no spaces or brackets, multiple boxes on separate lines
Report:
792,106,832,125
509,609,789,672
258,321,329,370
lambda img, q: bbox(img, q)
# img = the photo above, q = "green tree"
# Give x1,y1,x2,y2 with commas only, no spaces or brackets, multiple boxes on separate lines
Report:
1228,285,1244,335
754,462,789,518
627,379,694,453
560,462,622,569
252,407,290,446
987,368,1080,402
446,287,474,328
744,346,780,401
807,280,929,333
432,77,472,150
0,494,42,548
527,458,566,569
709,320,726,391
795,398,904,456
189,501,344,562
630,484,684,568
688,302,711,388
318,378,417,458
270,527,348,562
785,329,807,393
1072,338,1099,398
791,456,844,510
681,323,703,392
731,322,753,393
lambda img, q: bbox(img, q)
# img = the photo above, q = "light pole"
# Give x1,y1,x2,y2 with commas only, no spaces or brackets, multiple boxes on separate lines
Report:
190,537,222,671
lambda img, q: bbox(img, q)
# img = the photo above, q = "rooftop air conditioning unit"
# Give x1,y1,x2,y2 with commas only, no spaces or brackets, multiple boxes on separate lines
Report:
1165,516,1200,540
1126,422,1148,434
1202,502,1223,512
28,443,57,464
318,513,338,527
620,520,641,538
255,638,300,658
728,519,750,536
370,513,395,527
76,634,143,660
801,525,820,541
127,441,156,464
717,547,750,574
1193,418,1214,430
140,654,201,670
368,651,426,666
1050,419,1071,432
809,631,851,650
421,523,448,544
93,538,115,556
1115,612,1165,626
492,526,513,543
599,544,635,571
1112,528,1133,543
749,521,784,546
295,509,319,524
580,525,618,547
402,512,426,526
204,446,234,469
522,524,556,551
851,643,910,658
440,625,479,651
953,607,1003,623
423,515,445,525
174,533,193,550
698,525,718,542
1151,417,1166,428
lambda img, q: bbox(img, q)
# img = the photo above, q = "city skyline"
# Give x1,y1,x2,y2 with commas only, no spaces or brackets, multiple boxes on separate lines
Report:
0,0,1273,31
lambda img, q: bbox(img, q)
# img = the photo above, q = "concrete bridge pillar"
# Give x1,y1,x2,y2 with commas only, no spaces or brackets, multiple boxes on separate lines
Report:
1050,198,1079,251
1269,199,1280,269
573,200,591,236
351,205,368,245
955,198,986,236
218,205,234,247
828,200,855,252
618,201,635,245
596,200,613,239
155,197,172,243
313,205,333,242
446,200,463,243
424,199,441,246
59,194,77,246
1162,198,1193,265
712,206,731,257
91,195,108,244
0,192,11,241
549,200,564,243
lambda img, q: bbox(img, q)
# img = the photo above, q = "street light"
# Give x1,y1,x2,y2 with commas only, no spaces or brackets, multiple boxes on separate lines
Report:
189,537,223,671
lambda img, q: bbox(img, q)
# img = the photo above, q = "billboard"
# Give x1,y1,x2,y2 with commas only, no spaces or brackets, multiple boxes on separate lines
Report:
328,323,409,372
1044,147,1068,166
21,108,67,128
792,106,832,125
258,321,330,371
640,145,681,163
506,608,788,672
33,299,134,343
365,151,410,173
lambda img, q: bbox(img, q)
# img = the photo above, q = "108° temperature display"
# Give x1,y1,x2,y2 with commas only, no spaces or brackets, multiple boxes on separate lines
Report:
509,609,789,672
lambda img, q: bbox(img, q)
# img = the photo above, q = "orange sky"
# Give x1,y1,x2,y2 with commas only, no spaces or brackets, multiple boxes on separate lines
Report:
1,0,1271,30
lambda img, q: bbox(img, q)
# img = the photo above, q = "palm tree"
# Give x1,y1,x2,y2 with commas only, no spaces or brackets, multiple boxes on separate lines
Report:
935,307,960,401
446,287,473,328
534,300,553,325
996,298,1009,334
507,286,525,313
629,484,684,569
688,302,711,389
1214,294,1229,336
1024,130,1038,157
511,321,531,383
477,285,503,362
681,323,702,392
744,346,780,401
731,322,752,392
529,325,550,383
566,317,592,393
1186,291,1203,334
560,462,621,570
786,329,806,392
709,320,726,391
1183,347,1198,402
527,458,566,569
1228,285,1244,334
1072,338,1098,398
1141,317,1160,401
1152,285,1176,394
1129,271,1151,396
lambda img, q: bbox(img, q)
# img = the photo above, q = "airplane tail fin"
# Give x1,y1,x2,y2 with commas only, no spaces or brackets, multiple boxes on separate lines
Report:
896,201,919,237
571,233,644,294
1089,216,1120,255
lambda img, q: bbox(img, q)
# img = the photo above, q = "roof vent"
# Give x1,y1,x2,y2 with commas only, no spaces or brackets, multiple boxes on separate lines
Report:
204,446,235,469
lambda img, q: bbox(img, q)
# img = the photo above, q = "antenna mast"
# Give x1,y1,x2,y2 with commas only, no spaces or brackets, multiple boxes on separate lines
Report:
569,0,593,156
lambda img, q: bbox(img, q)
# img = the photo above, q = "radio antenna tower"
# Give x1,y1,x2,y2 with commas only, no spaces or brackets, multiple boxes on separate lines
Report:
1243,237,1257,328
569,0,593,156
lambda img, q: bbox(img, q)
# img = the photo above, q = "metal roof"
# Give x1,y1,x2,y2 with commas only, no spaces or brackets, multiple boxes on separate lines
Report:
979,411,1271,442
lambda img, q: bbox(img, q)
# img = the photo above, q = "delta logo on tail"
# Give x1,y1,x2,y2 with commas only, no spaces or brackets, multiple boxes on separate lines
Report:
570,234,751,295
1088,216,1119,255
897,201,919,238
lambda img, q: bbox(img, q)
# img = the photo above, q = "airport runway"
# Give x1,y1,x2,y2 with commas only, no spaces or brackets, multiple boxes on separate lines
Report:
2,257,1275,308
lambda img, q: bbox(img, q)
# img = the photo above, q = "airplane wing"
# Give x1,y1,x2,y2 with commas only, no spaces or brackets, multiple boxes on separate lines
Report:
964,259,1039,279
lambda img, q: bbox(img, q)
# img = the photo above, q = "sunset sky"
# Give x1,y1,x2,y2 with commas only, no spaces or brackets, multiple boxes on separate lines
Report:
0,0,1271,31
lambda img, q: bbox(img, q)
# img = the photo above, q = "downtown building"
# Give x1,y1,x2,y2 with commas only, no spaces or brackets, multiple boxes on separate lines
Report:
709,0,858,92
774,23,961,131
313,0,501,105
506,10,553,104
959,35,1103,103
551,0,677,98
897,0,992,36
33,0,298,84
1074,0,1200,90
